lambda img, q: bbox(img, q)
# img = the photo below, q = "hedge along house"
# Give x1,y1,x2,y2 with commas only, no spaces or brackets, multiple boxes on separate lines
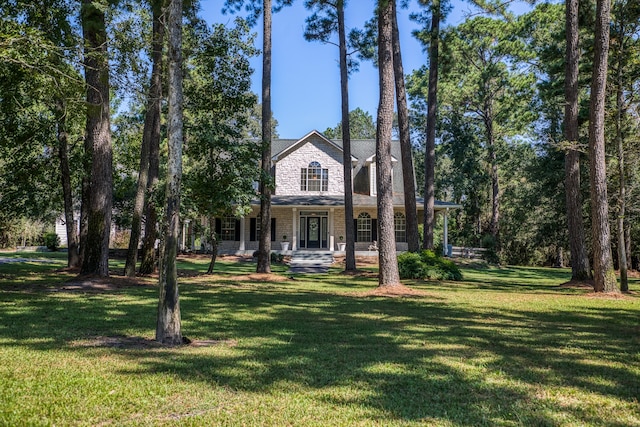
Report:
189,130,460,254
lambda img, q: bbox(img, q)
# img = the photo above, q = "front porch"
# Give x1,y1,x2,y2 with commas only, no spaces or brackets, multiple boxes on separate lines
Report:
182,202,460,256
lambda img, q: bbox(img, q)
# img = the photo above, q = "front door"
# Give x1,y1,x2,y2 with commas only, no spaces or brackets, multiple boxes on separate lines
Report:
299,213,328,249
307,217,321,248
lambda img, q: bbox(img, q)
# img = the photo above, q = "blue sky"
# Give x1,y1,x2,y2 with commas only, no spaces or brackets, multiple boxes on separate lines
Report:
199,1,529,139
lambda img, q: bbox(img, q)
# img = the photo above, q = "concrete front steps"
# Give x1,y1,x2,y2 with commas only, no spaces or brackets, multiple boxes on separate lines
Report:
288,251,335,274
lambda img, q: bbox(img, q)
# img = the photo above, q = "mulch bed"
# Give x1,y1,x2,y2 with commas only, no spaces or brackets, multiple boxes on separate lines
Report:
71,335,238,349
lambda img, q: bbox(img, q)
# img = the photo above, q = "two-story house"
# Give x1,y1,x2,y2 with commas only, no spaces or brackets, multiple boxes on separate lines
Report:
210,130,460,254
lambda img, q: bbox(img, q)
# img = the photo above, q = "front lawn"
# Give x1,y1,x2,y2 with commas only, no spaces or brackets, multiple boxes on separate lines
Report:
0,254,638,426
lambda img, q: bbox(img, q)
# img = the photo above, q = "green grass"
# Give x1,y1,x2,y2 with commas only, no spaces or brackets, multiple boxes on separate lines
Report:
1,253,638,426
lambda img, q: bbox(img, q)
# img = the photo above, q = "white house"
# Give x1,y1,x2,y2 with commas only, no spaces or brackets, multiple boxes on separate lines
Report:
208,130,460,254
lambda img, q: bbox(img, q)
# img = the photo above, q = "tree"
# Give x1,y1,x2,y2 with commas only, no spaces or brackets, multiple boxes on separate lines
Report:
609,0,640,290
588,0,617,293
391,0,420,252
439,17,535,247
56,96,81,269
257,0,274,273
125,0,165,277
0,1,84,267
223,0,292,273
183,19,260,273
376,0,401,288
156,0,184,345
304,0,357,271
323,108,376,139
563,0,592,281
80,0,114,277
422,0,440,250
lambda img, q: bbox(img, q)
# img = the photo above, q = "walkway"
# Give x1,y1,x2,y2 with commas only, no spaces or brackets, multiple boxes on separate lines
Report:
288,251,335,274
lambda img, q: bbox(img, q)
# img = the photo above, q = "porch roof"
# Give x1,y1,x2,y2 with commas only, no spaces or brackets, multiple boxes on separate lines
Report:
252,195,461,211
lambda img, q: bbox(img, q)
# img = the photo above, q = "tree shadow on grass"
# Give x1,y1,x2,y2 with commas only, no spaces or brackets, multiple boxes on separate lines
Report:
142,288,640,424
0,264,639,425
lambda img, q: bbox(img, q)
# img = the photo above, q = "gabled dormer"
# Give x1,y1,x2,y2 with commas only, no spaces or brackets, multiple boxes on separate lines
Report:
272,130,357,196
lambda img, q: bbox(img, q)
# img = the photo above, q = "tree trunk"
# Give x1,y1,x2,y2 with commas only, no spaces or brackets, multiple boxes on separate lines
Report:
485,105,499,243
139,3,165,276
337,1,357,271
423,0,439,250
564,0,591,281
156,0,183,345
556,246,564,268
376,0,401,288
207,217,218,274
80,0,113,277
625,222,631,272
391,1,419,253
588,0,617,293
615,63,628,292
139,130,161,275
257,0,272,274
55,98,80,269
125,0,164,277
79,160,89,266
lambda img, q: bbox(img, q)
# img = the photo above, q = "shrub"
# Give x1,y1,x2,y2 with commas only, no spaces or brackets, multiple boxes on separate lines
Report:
397,252,425,279
398,250,462,281
270,252,284,264
481,234,500,264
43,233,60,252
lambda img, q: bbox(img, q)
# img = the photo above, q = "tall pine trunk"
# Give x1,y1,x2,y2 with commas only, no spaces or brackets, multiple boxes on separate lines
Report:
56,98,80,268
564,0,591,280
615,61,628,292
257,0,273,274
337,0,357,271
486,109,499,242
377,0,401,288
139,127,161,275
423,0,439,250
80,0,113,277
207,217,218,274
156,0,183,345
391,1,419,253
125,0,164,277
588,0,617,293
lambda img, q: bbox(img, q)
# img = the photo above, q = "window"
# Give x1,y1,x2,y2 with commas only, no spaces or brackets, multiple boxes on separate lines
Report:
250,217,277,241
301,161,328,192
394,212,406,242
220,216,236,241
357,212,372,242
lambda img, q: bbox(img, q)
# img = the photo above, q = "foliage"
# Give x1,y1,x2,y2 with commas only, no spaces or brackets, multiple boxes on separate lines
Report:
182,19,260,223
43,232,60,251
323,107,376,139
398,249,462,281
270,252,285,264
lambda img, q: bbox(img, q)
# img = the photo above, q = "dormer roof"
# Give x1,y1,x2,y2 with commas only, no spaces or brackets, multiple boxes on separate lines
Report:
272,130,358,163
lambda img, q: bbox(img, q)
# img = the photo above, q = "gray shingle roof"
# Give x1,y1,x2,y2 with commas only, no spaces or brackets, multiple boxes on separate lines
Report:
255,195,460,211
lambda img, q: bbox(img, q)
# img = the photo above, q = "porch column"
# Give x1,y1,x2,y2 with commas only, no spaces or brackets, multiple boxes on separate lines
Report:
292,208,298,250
239,217,246,251
329,208,335,251
443,208,449,256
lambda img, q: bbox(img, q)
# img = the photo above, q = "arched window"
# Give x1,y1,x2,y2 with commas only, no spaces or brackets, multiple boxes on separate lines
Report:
394,212,406,242
300,161,328,191
357,212,372,242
